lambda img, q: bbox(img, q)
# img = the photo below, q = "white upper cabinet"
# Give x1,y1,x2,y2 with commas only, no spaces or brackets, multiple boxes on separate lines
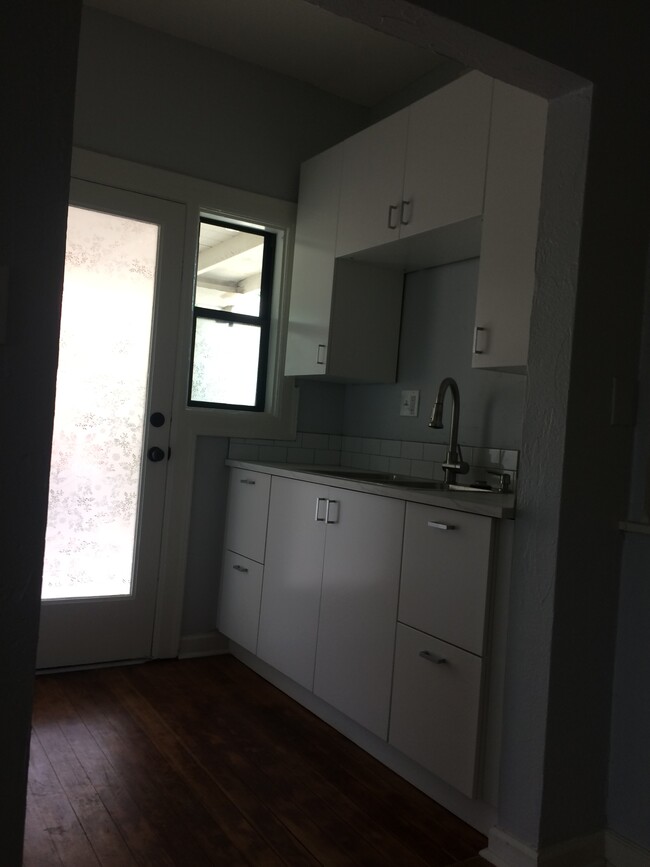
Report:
401,72,492,238
285,145,403,382
286,69,548,378
335,109,409,257
473,81,548,372
335,71,492,261
285,145,341,378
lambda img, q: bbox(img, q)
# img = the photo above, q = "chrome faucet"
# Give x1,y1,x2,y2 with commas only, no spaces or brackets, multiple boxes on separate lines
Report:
429,377,469,486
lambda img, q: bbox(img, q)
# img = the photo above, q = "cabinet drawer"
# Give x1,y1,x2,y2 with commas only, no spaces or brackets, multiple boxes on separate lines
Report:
223,469,271,563
399,502,493,655
389,623,483,797
217,551,263,654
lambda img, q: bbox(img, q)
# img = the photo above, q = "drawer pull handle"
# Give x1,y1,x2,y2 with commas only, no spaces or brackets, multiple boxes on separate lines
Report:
232,564,249,573
419,650,447,665
315,497,327,522
387,203,399,229
239,478,256,485
427,520,455,531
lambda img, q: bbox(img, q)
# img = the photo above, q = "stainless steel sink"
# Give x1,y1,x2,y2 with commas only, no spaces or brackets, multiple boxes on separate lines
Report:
306,469,449,490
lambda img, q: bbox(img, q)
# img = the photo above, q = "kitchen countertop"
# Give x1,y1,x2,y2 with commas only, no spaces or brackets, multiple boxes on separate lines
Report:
226,460,516,519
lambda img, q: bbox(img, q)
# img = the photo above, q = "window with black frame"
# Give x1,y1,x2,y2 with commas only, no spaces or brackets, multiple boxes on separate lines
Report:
188,216,276,410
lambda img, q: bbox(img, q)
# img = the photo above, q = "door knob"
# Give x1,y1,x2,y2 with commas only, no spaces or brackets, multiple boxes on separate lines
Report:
147,446,166,462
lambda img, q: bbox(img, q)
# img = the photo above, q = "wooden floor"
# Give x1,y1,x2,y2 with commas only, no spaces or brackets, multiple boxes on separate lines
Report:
24,654,489,866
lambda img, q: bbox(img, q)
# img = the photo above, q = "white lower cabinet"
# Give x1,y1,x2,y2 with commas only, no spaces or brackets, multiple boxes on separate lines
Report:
222,466,502,800
217,469,271,654
257,477,326,690
399,503,493,656
389,502,494,797
389,623,483,798
313,490,404,739
258,475,404,737
218,552,264,654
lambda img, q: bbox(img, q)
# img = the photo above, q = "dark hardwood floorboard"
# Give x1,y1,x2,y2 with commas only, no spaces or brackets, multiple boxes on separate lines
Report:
24,655,487,866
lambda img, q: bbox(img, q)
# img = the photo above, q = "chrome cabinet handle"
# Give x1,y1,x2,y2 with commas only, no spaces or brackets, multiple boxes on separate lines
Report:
419,650,447,665
427,520,455,531
317,343,327,365
473,326,486,354
325,499,339,524
400,199,411,225
232,564,249,573
387,203,399,229
315,497,327,522
239,478,256,485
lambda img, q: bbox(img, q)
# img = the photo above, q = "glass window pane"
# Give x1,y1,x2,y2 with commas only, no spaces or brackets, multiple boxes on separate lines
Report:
196,221,263,316
42,206,159,600
191,318,261,406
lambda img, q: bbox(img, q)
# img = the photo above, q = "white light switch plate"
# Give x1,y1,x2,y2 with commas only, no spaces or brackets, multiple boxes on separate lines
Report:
400,389,420,417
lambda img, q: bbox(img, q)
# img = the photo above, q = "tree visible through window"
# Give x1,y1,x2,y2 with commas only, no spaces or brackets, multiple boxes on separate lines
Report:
189,216,275,410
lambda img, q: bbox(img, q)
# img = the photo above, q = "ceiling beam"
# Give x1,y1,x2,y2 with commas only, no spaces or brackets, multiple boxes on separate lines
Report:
197,233,263,275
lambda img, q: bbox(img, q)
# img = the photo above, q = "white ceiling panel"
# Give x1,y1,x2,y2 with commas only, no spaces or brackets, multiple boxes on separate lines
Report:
84,0,445,106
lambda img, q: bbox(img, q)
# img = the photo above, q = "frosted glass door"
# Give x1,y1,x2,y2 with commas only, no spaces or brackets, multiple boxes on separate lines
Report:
37,179,185,669
42,206,158,600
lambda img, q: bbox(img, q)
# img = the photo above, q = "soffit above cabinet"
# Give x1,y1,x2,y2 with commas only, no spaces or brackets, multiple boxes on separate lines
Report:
84,0,448,106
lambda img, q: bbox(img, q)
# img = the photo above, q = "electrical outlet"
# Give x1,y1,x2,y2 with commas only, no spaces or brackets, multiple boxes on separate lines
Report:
400,389,420,417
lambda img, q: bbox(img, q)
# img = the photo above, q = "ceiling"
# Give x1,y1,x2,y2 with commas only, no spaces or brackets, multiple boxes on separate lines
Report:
84,0,446,106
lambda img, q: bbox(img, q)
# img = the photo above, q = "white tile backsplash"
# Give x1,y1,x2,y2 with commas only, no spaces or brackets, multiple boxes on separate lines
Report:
380,439,402,458
228,431,518,489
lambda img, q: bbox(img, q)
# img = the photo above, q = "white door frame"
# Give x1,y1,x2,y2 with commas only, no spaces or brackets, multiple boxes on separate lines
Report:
37,179,186,668
68,149,297,660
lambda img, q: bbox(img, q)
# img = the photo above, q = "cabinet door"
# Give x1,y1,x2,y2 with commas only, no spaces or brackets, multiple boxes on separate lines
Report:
399,503,493,656
314,491,404,739
473,81,548,371
217,551,263,654
223,468,271,563
285,146,342,377
389,623,483,797
257,477,326,690
401,71,492,239
336,109,409,257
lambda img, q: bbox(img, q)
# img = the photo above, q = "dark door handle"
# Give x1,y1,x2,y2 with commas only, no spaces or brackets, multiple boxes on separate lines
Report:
147,446,166,462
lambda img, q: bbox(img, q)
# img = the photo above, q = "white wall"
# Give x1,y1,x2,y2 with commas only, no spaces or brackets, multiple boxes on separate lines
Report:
74,7,369,201
341,258,526,448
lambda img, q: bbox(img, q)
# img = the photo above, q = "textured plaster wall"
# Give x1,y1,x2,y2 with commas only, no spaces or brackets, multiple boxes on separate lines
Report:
607,265,650,851
0,3,81,863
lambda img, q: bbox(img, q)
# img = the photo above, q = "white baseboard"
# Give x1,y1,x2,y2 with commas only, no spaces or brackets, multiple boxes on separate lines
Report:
605,831,650,867
178,631,228,658
229,643,497,834
481,827,605,867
